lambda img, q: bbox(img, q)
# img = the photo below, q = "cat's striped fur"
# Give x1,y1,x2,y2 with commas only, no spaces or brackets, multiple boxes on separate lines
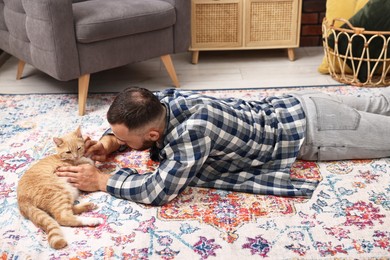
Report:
17,127,103,249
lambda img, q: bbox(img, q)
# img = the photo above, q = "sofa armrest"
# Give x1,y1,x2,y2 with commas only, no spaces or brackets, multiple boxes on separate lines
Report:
19,0,80,80
159,0,191,53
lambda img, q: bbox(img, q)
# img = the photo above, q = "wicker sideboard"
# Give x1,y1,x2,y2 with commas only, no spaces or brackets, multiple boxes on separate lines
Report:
190,0,302,63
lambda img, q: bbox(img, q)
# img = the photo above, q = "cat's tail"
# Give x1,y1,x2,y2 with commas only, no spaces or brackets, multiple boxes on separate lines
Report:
19,203,67,249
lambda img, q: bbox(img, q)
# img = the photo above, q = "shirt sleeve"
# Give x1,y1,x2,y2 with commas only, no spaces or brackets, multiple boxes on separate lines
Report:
106,129,212,206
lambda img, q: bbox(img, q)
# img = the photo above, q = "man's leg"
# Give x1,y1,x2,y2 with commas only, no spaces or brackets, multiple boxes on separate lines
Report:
294,89,390,161
330,87,390,115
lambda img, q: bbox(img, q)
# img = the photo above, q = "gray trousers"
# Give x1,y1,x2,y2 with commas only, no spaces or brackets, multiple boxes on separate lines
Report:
293,88,390,161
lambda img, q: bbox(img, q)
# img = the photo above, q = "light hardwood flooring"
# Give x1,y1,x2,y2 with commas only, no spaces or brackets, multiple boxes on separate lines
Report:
0,47,340,94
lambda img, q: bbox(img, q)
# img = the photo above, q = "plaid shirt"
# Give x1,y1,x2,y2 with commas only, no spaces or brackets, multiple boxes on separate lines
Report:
107,89,319,205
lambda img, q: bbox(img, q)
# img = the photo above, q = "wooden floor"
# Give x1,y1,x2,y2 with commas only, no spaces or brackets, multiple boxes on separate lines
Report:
0,47,339,94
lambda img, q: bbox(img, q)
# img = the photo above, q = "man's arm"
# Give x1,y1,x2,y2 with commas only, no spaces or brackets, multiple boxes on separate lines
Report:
99,134,121,154
101,128,130,152
106,130,212,206
57,130,124,191
85,128,126,161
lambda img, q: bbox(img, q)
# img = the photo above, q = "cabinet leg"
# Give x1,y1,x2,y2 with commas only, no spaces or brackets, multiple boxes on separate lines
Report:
192,51,199,64
287,48,295,61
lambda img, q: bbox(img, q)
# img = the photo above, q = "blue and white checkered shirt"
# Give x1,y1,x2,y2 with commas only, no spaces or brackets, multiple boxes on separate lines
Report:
107,89,319,205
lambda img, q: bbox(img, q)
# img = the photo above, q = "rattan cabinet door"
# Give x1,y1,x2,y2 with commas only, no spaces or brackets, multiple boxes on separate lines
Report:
245,0,301,48
191,0,243,49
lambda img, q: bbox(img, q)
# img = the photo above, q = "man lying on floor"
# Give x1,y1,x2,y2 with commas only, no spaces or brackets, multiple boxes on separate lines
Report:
56,87,390,206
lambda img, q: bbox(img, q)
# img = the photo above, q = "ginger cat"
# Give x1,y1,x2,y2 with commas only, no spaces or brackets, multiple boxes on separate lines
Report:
17,127,103,249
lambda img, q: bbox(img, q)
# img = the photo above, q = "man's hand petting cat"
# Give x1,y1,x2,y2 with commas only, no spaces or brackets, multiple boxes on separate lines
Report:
84,137,109,162
56,164,110,192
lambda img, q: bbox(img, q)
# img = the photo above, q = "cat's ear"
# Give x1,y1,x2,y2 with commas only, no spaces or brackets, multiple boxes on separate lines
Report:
53,137,63,147
75,126,82,138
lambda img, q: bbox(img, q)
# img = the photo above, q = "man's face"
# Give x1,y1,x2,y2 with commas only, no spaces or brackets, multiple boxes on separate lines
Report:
110,123,154,151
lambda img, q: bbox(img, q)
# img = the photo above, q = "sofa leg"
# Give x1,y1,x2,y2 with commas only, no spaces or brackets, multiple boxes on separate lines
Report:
16,60,26,80
78,74,90,116
161,55,180,88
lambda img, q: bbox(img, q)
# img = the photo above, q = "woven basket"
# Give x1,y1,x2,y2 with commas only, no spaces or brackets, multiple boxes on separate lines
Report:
322,17,390,87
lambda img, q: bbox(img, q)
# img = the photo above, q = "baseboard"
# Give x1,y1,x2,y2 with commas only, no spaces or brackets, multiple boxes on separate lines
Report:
0,51,11,68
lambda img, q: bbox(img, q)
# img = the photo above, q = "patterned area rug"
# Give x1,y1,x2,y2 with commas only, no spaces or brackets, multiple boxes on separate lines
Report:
1,86,389,259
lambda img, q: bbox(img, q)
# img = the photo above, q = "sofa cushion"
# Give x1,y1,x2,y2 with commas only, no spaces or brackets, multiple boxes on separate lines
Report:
3,0,24,13
73,0,176,43
0,2,6,31
3,0,29,43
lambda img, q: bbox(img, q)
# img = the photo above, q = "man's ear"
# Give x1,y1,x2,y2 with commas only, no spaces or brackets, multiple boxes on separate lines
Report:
147,130,160,142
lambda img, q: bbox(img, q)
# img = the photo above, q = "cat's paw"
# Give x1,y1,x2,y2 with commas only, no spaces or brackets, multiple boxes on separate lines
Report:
51,238,67,250
86,202,98,211
73,202,98,214
78,216,104,226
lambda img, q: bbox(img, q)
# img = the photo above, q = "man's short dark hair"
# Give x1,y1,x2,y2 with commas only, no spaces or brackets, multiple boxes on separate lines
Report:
107,87,164,130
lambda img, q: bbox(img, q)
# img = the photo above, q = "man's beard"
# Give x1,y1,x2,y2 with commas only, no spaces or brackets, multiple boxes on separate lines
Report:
133,140,160,162
137,140,155,152
149,142,160,162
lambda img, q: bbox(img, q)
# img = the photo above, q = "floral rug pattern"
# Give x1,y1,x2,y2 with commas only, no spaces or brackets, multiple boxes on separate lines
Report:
0,86,389,259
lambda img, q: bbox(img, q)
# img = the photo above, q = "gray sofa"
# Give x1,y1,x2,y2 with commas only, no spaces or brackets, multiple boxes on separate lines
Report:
0,0,190,115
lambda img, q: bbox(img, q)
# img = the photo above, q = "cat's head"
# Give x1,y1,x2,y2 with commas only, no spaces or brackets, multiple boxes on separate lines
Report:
53,126,86,161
